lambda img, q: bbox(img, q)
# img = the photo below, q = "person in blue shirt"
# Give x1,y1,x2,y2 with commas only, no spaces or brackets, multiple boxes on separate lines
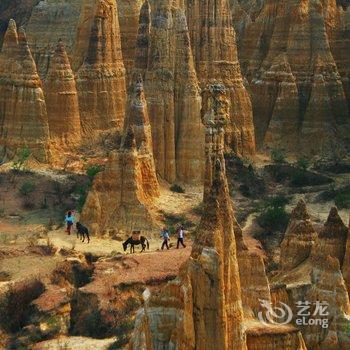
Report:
65,210,75,235
161,227,170,250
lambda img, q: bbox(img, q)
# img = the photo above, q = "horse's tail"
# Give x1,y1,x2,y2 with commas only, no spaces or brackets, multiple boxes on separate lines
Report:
146,238,150,250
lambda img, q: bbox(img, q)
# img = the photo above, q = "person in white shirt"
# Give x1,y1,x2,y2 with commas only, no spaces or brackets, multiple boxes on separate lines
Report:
176,226,186,249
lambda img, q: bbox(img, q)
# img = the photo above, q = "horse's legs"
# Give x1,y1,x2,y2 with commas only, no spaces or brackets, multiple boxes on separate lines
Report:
82,233,85,243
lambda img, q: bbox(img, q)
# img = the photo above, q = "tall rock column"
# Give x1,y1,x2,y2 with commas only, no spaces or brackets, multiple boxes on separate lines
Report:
131,0,204,184
0,20,49,162
201,83,230,200
185,0,256,156
75,0,127,137
81,77,159,235
125,75,159,199
44,40,81,148
129,83,247,350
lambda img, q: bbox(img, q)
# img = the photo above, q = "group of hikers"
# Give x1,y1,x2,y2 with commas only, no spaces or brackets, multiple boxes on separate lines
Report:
160,226,187,250
64,210,187,251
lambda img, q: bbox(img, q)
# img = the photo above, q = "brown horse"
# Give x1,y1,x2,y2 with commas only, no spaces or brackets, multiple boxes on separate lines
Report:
122,236,149,253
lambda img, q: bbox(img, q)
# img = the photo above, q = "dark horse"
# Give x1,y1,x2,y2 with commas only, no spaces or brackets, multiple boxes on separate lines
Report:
123,236,149,253
76,222,90,243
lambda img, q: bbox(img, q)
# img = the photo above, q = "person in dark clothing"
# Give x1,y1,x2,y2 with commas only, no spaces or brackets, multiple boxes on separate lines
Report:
161,227,170,250
176,226,186,248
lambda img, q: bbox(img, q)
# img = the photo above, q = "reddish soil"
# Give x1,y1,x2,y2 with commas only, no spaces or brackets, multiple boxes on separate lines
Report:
82,243,192,296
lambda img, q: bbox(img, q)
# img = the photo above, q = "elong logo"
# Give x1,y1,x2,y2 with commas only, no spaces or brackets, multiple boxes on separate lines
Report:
258,299,329,329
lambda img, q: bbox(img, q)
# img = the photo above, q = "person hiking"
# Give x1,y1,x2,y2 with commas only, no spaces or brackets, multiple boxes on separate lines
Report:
65,210,75,235
176,226,186,248
161,227,170,250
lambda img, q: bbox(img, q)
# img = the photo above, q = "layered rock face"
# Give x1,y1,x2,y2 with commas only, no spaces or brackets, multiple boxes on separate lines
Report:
280,199,318,271
303,256,350,349
185,0,256,156
116,0,143,75
44,40,81,148
81,78,159,235
75,0,126,136
0,20,49,161
311,207,348,266
132,0,204,183
25,0,83,78
239,0,350,153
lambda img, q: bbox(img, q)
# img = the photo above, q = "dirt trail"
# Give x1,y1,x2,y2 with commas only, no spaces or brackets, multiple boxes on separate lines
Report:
47,229,188,256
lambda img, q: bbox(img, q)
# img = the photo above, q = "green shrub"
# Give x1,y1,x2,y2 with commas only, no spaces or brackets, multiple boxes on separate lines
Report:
296,156,309,171
19,181,36,196
170,184,185,193
86,165,102,182
257,195,290,233
270,148,286,164
12,146,31,172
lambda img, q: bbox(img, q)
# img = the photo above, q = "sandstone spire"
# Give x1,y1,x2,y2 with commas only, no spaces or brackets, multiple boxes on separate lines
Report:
311,207,348,266
130,82,247,350
125,75,153,150
0,21,49,162
44,40,81,147
131,0,204,184
125,75,159,199
185,0,256,156
280,199,318,271
81,77,160,234
81,126,159,235
75,0,126,137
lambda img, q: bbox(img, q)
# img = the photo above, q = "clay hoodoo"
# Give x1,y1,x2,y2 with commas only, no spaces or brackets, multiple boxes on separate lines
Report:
280,199,318,271
239,0,350,153
185,0,256,156
75,0,126,137
132,0,204,184
81,77,159,235
44,40,81,148
311,207,348,266
0,20,49,162
25,0,83,78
